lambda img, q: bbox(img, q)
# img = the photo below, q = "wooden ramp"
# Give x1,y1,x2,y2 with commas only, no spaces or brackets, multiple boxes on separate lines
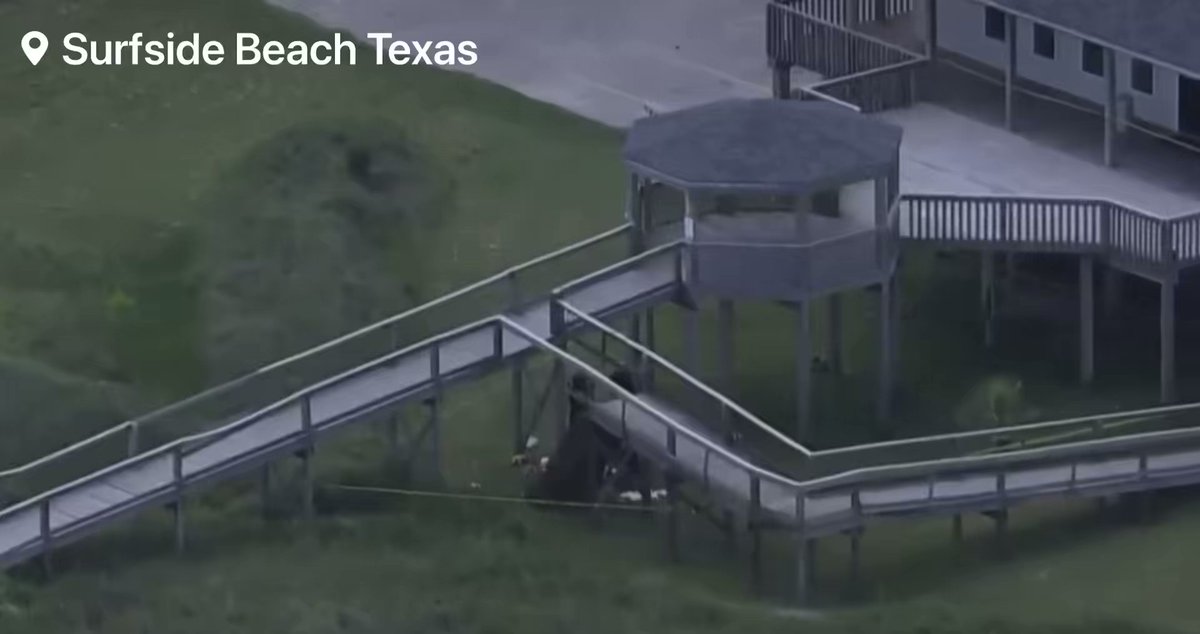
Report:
0,240,680,571
588,394,1200,538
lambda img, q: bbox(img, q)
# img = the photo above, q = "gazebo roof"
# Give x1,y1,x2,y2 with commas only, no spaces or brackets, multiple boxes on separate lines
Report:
622,99,903,194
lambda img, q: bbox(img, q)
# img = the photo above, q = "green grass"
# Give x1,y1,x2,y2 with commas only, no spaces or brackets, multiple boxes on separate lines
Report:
3,0,1200,631
0,495,1190,634
0,0,625,397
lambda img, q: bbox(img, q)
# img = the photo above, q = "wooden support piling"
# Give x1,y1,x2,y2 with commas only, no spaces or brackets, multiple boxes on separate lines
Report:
796,301,812,441
260,463,272,519
1161,279,1176,404
717,300,735,393
847,530,862,597
994,509,1009,559
1080,256,1095,385
828,294,843,375
512,359,525,455
982,252,996,347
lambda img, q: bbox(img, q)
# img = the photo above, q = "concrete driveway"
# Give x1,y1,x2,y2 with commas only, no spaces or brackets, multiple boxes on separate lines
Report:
271,0,773,127
271,0,1199,216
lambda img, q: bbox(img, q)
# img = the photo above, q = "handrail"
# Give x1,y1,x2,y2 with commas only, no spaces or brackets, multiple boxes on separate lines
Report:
553,241,682,298
561,294,1196,465
900,193,1200,266
0,317,502,522
807,57,927,91
903,192,1149,216
816,403,1193,458
0,422,135,480
800,417,1200,494
179,318,501,455
556,300,813,458
794,87,862,112
497,317,805,489
3,313,809,552
511,313,1200,498
902,192,1188,228
0,224,632,481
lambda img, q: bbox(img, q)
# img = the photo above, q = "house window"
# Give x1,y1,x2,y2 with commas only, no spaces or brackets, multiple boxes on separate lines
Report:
984,7,1007,41
1132,59,1155,94
1082,41,1105,76
1033,24,1056,59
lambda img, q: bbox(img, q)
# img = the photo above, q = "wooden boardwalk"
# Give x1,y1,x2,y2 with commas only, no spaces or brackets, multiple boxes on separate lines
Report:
7,215,1200,579
0,247,680,570
589,393,1200,538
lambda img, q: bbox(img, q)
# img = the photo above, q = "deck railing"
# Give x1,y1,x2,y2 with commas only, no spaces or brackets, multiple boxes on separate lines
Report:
901,194,1200,279
800,59,924,113
767,1,926,113
791,0,914,25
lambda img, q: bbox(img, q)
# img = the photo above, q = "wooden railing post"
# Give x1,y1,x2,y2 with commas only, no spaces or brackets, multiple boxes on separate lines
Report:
172,444,185,554
994,472,1009,558
506,270,521,312
492,321,505,361
39,498,52,579
389,321,402,352
429,342,443,481
300,395,315,521
549,295,566,341
511,355,526,456
126,421,140,458
547,298,569,436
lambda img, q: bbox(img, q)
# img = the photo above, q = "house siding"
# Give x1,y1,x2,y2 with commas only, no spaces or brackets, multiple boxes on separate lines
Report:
935,0,1180,133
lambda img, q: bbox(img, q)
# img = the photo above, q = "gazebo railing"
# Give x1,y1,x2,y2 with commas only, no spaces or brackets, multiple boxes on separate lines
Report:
689,227,894,300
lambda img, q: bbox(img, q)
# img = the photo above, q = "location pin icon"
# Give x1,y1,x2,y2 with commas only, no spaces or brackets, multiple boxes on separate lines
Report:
22,31,48,66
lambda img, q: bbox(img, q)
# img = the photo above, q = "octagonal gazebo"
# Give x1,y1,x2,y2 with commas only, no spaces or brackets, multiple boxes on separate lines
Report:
621,99,905,438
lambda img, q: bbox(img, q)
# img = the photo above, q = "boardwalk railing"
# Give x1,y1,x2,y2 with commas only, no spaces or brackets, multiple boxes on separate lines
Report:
0,313,810,571
0,225,635,506
557,300,816,480
561,292,1200,483
767,2,926,113
10,233,1200,571
901,194,1200,280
